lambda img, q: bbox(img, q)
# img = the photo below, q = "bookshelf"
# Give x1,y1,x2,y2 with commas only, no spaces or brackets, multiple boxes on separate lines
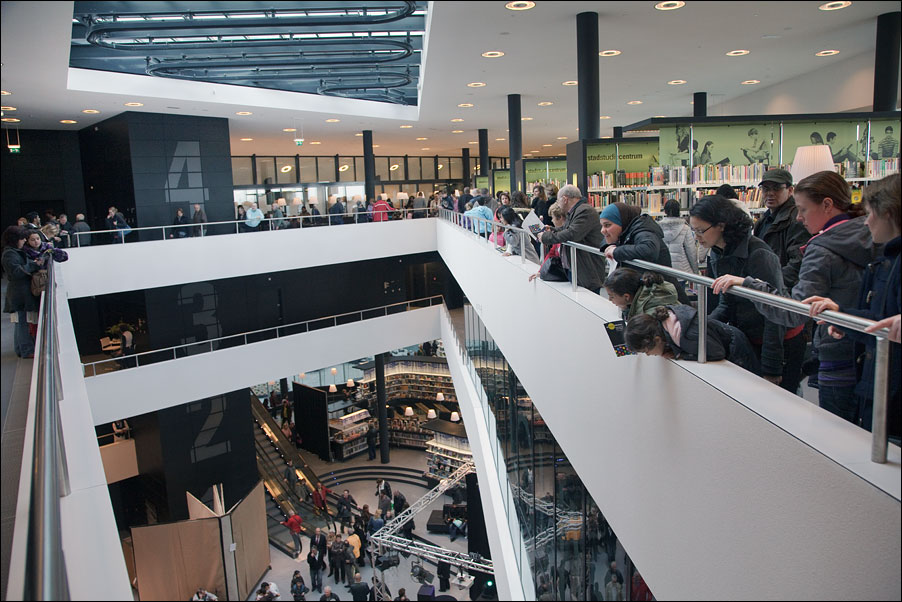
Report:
329,409,375,460
421,419,472,482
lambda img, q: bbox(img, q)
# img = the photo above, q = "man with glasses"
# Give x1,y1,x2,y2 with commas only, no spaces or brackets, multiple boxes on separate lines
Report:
752,169,810,290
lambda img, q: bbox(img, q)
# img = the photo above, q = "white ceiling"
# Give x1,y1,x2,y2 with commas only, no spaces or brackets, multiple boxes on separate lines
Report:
1,0,900,160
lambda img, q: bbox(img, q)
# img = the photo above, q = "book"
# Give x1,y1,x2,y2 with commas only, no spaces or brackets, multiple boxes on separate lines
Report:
521,210,544,240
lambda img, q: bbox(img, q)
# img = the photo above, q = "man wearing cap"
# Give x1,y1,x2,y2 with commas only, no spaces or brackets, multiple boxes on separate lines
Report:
752,168,810,290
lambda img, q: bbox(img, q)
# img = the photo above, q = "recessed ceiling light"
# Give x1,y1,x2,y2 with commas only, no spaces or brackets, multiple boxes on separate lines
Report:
309,141,322,145
283,128,296,132
741,79,761,85
601,135,612,139
1,117,20,122
558,153,566,156
467,82,486,87
1,106,15,111
60,119,77,124
451,118,464,122
556,136,568,140
481,51,505,58
325,118,340,122
654,116,667,118
537,101,553,106
390,164,400,171
124,102,144,107
240,138,253,141
0,91,11,96
530,150,540,153
468,141,478,144
667,80,687,85
542,144,553,147
819,1,851,10
339,165,350,172
655,1,685,10
458,103,474,108
562,80,578,86
496,138,506,141
521,117,534,121
452,130,464,133
505,1,535,10
726,50,750,56
600,115,611,119
355,133,363,136
438,164,444,170
421,147,430,151
816,49,840,56
372,144,380,148
416,137,428,141
280,165,293,173
82,109,100,114
599,50,621,57
400,124,413,128
236,111,252,115
627,100,643,105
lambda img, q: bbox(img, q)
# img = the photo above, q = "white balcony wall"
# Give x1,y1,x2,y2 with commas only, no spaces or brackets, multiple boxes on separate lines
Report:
435,220,901,601
58,219,438,299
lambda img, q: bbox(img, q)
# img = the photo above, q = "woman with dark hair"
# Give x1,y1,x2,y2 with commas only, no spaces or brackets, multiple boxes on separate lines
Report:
531,184,549,224
804,173,900,438
659,199,699,276
2,226,41,358
713,171,874,424
510,190,529,209
600,202,688,302
625,305,759,374
499,206,539,263
690,195,802,392
604,268,679,321
497,191,511,206
24,231,68,264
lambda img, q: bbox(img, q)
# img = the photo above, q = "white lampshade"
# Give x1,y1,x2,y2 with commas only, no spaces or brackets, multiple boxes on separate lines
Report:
328,384,337,393
292,198,303,206
347,379,355,388
427,409,437,420
405,406,415,417
790,145,836,184
450,411,460,422
299,373,306,380
396,192,409,201
276,197,287,206
331,367,338,375
436,392,445,402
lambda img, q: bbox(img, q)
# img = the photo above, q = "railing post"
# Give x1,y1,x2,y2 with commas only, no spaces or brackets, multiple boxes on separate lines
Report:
697,285,707,363
541,241,546,262
871,337,889,463
519,231,526,264
569,245,578,292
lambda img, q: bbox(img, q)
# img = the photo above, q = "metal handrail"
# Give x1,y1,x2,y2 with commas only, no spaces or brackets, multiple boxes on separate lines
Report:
26,258,70,600
438,208,892,463
82,295,443,376
69,208,423,246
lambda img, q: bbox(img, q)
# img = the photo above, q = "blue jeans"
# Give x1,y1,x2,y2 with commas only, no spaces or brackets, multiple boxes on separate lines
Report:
819,384,858,425
14,310,34,357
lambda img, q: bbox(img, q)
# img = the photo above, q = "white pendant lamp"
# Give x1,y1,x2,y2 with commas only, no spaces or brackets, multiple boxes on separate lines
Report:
347,379,355,388
790,145,836,184
450,411,460,422
405,406,415,417
328,384,337,393
436,392,445,402
427,409,437,419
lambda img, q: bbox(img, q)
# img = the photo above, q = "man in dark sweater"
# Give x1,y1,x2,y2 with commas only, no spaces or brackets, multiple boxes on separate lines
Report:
348,574,370,601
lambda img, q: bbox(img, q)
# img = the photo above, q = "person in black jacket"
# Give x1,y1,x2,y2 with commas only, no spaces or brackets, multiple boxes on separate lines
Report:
600,202,689,302
625,305,760,374
2,226,41,358
169,207,191,238
805,173,900,439
752,169,811,290
690,195,804,393
458,187,472,213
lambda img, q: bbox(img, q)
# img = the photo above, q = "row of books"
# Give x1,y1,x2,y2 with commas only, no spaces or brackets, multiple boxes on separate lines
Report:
690,163,768,185
864,159,899,179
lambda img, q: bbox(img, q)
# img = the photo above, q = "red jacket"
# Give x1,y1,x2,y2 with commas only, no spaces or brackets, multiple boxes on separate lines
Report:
373,200,391,222
281,514,303,534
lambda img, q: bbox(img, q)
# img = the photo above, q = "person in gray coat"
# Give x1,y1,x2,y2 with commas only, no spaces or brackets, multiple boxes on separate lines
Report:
713,171,876,424
71,213,92,247
659,199,699,275
537,185,607,293
2,226,41,358
499,207,540,264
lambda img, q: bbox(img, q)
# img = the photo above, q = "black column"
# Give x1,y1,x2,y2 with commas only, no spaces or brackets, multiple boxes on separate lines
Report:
376,352,390,463
613,126,623,138
363,130,376,203
461,148,471,186
577,12,600,140
873,11,901,112
280,378,289,398
508,94,523,192
478,129,489,177
693,92,707,117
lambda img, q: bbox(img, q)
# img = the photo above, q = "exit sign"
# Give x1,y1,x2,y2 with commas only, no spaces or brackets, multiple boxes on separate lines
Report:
8,147,20,154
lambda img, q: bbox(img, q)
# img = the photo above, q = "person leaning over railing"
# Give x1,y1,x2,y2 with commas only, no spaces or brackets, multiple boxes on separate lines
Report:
604,268,678,321
499,206,540,263
463,193,493,237
2,226,41,358
600,202,690,303
713,171,876,426
804,173,900,439
690,195,804,395
536,185,608,293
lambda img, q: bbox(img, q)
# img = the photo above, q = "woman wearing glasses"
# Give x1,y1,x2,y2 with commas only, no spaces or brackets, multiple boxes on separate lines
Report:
690,195,804,390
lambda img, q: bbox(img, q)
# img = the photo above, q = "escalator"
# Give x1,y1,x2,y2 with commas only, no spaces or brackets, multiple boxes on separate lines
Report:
251,394,334,557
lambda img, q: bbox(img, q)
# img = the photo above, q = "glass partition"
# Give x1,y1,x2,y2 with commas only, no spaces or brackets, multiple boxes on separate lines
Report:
389,156,406,181
276,157,297,185
338,156,356,182
232,157,254,186
421,156,437,180
255,156,276,186
407,156,421,181
462,304,651,601
317,156,336,182
448,157,463,180
375,157,390,182
299,157,317,183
